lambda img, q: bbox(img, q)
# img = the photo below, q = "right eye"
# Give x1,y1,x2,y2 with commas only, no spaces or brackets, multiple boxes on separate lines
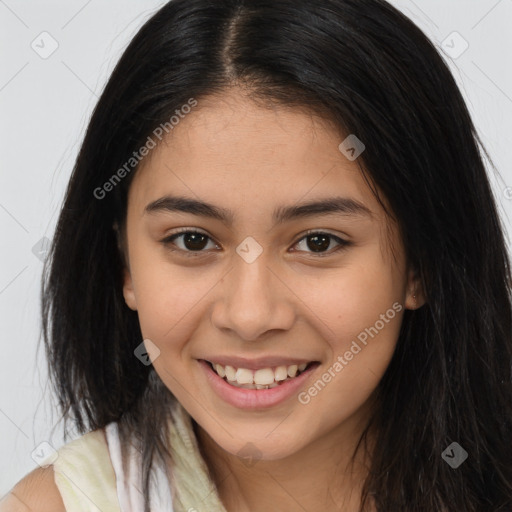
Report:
161,228,220,256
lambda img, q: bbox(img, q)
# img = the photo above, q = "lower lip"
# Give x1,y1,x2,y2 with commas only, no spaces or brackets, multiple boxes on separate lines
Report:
199,359,319,410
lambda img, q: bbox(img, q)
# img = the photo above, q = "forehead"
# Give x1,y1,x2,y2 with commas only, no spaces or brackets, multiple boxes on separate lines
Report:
130,89,381,217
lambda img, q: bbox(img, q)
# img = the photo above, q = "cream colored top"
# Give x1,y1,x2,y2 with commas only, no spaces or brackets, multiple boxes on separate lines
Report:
51,402,228,512
52,429,121,512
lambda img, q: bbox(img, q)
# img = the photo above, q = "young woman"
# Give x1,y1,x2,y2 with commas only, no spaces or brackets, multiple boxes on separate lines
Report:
4,0,512,511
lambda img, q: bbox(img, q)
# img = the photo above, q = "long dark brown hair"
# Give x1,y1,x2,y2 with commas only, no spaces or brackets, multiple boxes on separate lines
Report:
42,0,512,510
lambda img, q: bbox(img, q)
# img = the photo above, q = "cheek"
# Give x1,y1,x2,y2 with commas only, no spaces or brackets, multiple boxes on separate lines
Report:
129,245,221,344
290,253,404,351
297,273,403,428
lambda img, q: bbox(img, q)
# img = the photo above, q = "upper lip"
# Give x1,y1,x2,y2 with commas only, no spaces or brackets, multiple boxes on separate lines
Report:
200,356,316,370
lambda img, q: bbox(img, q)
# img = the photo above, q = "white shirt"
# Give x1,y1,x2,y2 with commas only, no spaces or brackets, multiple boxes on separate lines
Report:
104,422,174,512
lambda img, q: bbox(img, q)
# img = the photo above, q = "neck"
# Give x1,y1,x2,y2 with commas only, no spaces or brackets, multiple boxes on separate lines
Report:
194,404,376,512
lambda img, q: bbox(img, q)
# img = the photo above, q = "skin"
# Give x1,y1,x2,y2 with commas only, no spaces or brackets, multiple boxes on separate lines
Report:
122,87,424,512
0,466,65,512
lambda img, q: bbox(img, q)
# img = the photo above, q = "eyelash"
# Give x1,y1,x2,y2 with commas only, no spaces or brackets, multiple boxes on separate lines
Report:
161,228,351,258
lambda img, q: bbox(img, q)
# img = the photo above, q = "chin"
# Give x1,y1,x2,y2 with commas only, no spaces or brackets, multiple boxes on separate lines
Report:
216,433,307,463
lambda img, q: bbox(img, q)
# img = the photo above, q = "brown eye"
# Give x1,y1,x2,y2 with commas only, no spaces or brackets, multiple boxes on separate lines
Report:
162,229,218,255
305,234,331,252
178,232,208,251
292,232,350,255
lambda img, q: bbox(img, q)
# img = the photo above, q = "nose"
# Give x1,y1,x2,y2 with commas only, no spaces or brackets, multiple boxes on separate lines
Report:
210,250,295,341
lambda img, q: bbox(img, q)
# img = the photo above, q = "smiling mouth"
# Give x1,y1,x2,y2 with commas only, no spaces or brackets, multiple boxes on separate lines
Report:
203,360,318,389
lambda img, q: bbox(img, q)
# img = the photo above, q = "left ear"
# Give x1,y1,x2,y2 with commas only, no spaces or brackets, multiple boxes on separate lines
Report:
405,266,426,310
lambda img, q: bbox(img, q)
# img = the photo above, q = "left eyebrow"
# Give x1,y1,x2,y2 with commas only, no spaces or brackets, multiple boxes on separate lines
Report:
272,196,374,225
144,194,374,227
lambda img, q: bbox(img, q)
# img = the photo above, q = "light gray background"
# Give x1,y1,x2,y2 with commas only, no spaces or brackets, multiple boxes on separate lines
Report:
1,0,511,496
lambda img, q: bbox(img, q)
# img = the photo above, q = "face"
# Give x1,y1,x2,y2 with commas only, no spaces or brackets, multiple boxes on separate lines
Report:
122,88,422,461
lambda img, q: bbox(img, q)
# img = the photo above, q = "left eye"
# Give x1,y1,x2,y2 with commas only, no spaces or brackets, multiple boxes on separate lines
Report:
292,231,349,255
161,229,349,256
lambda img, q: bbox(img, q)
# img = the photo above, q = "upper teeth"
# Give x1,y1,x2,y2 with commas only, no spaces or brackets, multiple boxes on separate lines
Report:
211,362,308,386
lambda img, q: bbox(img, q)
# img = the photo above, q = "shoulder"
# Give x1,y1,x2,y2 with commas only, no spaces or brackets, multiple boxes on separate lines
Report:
1,427,119,512
0,465,65,512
